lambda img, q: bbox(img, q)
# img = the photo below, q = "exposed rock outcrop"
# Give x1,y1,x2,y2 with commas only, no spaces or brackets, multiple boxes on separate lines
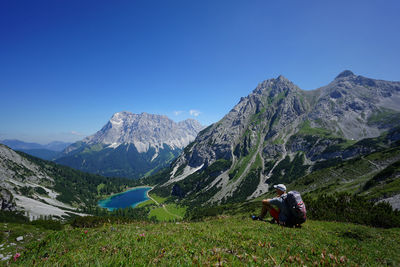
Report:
0,188,16,211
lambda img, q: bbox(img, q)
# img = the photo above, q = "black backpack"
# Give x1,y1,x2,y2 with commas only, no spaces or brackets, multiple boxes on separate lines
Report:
284,191,307,225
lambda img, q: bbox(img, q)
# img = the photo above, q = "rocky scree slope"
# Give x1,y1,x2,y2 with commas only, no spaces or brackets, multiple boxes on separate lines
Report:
0,144,82,219
0,144,138,219
56,112,203,179
159,71,400,204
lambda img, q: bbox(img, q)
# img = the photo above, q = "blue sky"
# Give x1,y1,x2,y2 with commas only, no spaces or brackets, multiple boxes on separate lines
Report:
1,0,399,144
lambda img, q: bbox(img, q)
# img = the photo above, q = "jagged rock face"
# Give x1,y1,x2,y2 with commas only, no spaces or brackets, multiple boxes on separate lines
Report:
0,188,16,211
74,112,202,153
178,76,309,168
0,144,50,186
58,112,203,178
308,70,400,139
166,71,400,204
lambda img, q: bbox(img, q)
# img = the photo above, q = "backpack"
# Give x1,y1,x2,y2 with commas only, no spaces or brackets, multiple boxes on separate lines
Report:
284,191,307,225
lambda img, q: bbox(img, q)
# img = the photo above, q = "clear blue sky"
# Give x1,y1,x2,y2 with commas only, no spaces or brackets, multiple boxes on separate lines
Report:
1,0,399,144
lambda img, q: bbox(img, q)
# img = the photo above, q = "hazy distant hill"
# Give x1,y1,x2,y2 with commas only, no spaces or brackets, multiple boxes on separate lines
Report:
0,139,71,151
0,139,71,160
56,112,203,179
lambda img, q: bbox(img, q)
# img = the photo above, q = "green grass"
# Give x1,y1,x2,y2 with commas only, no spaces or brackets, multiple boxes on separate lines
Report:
96,183,105,194
10,215,400,266
135,193,186,221
229,133,261,182
254,154,262,170
148,204,186,221
144,166,159,177
272,135,284,145
297,120,336,138
82,144,104,154
0,222,52,263
135,193,168,208
368,108,400,126
364,176,400,200
291,145,400,199
135,199,154,208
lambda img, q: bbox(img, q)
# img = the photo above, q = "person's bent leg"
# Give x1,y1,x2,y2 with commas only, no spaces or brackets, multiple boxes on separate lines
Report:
260,199,273,219
268,207,279,222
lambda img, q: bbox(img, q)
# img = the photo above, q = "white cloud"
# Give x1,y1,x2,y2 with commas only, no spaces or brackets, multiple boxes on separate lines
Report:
70,131,84,136
173,110,184,116
189,109,201,117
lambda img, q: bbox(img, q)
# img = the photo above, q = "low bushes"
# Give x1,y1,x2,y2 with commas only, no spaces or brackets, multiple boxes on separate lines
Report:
31,219,63,230
0,211,29,223
303,193,400,228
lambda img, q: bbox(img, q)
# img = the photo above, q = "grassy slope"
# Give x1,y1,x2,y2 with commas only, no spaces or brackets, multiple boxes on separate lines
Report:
136,193,187,221
290,145,400,199
5,216,399,266
0,223,50,263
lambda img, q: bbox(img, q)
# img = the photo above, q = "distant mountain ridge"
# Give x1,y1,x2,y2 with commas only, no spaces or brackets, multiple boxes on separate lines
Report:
0,139,72,160
79,111,202,153
0,139,71,152
152,71,400,205
56,112,204,178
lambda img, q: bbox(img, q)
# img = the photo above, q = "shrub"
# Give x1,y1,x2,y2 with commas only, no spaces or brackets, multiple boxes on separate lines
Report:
34,186,48,195
303,193,400,228
0,211,29,223
364,159,400,190
31,218,63,230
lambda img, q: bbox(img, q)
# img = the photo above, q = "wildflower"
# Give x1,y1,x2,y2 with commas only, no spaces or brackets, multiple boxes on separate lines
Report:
84,230,88,234
13,253,21,262
137,233,146,241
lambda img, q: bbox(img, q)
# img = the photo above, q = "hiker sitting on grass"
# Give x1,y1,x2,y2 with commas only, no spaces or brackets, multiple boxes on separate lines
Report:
252,184,290,225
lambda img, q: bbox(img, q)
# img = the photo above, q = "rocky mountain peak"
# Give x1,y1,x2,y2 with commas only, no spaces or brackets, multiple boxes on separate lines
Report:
276,75,289,82
251,75,300,98
57,112,204,178
77,112,203,153
335,70,355,79
178,119,204,131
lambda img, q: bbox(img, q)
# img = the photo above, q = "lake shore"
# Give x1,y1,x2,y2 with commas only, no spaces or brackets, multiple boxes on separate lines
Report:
98,186,153,210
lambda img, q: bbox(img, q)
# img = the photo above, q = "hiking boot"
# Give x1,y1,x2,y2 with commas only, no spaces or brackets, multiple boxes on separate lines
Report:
251,215,261,221
268,218,276,224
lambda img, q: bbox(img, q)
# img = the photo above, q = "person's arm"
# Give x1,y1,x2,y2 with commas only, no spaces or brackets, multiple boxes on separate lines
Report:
268,197,280,206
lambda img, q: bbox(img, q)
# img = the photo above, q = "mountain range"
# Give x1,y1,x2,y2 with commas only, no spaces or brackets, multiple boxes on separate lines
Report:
55,112,203,179
0,139,71,160
2,70,399,217
149,71,400,207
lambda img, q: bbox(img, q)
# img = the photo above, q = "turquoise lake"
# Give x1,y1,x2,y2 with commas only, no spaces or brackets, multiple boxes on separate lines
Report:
98,187,151,211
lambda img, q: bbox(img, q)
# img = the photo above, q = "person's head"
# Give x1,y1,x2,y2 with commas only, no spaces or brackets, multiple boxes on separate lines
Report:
273,184,286,196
